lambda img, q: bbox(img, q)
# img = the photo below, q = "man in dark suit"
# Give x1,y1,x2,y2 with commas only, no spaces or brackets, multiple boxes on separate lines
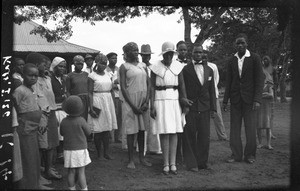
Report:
222,33,264,164
182,44,216,172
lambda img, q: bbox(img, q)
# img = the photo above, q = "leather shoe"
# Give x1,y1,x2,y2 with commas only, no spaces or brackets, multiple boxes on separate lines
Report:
244,158,255,164
198,164,211,170
170,164,178,175
162,165,169,175
226,157,242,163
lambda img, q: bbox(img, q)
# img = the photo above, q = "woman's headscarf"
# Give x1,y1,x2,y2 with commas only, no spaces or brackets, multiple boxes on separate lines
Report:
50,57,65,72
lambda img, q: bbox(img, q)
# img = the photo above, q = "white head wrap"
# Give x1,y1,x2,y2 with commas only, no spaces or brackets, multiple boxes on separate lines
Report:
50,57,65,71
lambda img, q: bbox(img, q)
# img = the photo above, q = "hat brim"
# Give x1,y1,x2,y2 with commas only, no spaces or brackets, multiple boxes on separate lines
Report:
159,50,177,56
140,52,154,55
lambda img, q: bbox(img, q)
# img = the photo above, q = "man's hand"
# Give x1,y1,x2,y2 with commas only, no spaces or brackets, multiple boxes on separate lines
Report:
222,103,228,112
210,111,216,118
182,107,190,115
38,126,47,134
140,102,149,112
150,107,156,119
252,102,261,110
181,98,193,107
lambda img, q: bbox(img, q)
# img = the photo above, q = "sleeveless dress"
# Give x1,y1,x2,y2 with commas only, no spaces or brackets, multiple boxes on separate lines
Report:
149,60,184,134
87,71,117,133
121,62,150,135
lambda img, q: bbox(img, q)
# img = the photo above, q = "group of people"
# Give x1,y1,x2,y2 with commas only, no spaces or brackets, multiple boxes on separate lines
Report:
11,33,277,190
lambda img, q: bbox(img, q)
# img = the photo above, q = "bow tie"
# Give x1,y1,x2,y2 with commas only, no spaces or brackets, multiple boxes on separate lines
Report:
178,58,187,63
195,61,204,65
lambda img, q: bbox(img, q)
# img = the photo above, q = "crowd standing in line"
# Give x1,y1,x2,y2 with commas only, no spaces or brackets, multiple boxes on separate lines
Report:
11,34,278,190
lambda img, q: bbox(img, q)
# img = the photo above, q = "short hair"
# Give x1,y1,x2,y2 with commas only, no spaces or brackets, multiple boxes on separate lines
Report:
193,43,203,50
23,63,38,74
236,33,248,42
26,52,46,65
106,52,118,59
176,41,186,48
13,58,25,66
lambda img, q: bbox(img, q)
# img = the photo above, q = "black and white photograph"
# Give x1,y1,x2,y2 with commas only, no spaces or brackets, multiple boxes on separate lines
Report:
1,0,300,190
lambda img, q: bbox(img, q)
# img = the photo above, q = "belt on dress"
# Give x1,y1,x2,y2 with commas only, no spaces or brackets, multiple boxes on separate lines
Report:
155,85,179,91
93,90,111,93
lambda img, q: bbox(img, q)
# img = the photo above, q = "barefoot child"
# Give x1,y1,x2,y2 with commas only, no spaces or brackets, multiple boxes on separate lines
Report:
257,70,274,150
60,95,92,190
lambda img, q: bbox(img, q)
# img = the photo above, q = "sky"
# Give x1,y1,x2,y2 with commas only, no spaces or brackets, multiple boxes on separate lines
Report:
35,11,211,66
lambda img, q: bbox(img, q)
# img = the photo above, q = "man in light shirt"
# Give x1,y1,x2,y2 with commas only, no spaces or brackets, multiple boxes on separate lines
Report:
206,58,228,141
222,33,264,164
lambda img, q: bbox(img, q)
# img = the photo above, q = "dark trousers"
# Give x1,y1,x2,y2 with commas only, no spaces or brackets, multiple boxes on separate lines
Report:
230,100,257,160
183,110,210,169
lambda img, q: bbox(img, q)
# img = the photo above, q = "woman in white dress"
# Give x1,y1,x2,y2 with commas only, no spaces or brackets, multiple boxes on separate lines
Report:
88,53,118,160
149,42,192,175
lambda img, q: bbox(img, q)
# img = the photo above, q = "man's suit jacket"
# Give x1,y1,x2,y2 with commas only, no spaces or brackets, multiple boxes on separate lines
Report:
223,51,264,105
183,62,216,112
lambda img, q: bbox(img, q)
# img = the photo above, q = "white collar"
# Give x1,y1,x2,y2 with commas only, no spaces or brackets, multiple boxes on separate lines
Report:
234,49,251,59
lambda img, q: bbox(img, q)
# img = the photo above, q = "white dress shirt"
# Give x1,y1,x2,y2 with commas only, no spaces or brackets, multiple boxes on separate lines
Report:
193,61,204,85
234,49,251,77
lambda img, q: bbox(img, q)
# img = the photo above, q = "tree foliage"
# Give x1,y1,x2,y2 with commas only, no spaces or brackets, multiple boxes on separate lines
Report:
15,5,291,94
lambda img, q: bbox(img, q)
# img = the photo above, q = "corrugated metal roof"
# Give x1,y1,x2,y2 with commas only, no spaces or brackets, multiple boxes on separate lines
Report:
13,21,100,54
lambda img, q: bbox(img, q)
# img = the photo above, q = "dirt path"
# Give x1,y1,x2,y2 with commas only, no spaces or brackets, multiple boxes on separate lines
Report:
52,101,290,190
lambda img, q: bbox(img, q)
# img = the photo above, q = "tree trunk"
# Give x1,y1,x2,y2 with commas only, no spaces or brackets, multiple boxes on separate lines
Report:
182,7,193,58
279,53,289,103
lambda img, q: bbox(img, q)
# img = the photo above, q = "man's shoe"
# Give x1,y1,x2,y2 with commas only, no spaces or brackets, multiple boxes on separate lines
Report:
226,157,241,163
198,164,211,170
244,158,255,164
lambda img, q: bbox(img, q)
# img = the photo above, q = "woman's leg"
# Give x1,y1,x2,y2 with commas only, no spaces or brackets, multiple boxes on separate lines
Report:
77,167,88,190
67,168,76,189
266,129,273,150
160,134,170,173
169,133,178,173
93,133,102,158
46,148,62,179
138,131,152,166
127,134,136,169
257,129,263,148
103,131,114,160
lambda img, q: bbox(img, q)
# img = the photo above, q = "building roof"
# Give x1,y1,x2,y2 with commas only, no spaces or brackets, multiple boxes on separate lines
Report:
13,21,100,54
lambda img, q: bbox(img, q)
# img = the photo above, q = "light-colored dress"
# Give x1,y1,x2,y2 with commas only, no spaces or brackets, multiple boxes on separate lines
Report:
121,62,150,135
149,60,184,134
87,71,118,133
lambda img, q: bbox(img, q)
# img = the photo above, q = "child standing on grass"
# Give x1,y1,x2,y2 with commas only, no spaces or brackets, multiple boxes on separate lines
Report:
60,95,92,190
257,70,274,150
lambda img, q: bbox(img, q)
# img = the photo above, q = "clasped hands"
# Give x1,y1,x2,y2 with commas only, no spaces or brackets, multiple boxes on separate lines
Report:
132,102,149,115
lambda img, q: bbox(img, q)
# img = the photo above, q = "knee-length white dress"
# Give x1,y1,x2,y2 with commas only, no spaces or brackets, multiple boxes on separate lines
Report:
149,60,185,134
87,72,118,133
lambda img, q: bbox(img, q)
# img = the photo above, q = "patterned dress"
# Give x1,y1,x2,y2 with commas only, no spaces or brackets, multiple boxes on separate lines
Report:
121,62,150,135
87,71,117,133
